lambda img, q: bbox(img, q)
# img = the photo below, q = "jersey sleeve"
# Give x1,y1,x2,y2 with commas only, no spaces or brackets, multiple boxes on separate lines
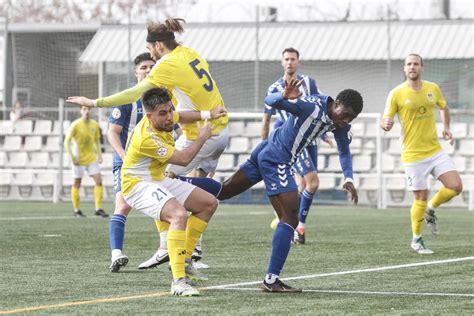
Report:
264,84,278,115
140,135,175,164
333,125,354,180
383,89,398,119
264,92,304,117
96,80,155,108
434,84,447,109
308,78,319,95
147,60,175,90
108,105,131,126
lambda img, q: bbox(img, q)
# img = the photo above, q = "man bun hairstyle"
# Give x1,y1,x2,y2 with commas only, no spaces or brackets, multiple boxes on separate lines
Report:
336,89,363,116
142,87,172,113
146,17,185,50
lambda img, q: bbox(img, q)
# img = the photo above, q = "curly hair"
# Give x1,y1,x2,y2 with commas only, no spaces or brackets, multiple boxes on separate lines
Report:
335,89,363,115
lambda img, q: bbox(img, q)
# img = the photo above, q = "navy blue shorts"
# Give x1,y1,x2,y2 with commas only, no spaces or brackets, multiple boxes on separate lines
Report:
239,141,297,196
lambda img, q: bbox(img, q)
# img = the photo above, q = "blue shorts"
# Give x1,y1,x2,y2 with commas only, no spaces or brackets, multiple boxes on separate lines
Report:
113,164,122,193
239,141,297,196
293,144,318,176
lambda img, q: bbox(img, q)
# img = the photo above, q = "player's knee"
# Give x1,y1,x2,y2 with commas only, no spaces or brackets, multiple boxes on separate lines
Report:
447,182,463,194
170,207,188,225
305,181,319,193
114,202,131,216
202,196,218,215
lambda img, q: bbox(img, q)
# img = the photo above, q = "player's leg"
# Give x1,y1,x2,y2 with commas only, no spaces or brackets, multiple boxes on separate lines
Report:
109,166,132,272
138,219,170,270
71,165,84,217
404,159,433,254
88,162,108,217
262,191,301,292
426,152,462,235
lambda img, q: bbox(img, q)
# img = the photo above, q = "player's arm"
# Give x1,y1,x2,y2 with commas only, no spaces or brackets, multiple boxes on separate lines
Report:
261,113,271,140
168,121,212,166
333,125,358,205
107,123,125,160
67,80,155,108
63,130,78,165
95,125,102,163
381,90,397,131
440,105,454,145
264,79,304,115
177,107,227,124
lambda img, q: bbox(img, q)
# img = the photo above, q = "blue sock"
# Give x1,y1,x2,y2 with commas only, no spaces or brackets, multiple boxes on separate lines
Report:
109,214,126,250
298,189,315,223
267,222,294,275
175,175,222,197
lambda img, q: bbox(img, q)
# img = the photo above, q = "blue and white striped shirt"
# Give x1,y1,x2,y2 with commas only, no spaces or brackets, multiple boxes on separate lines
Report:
264,92,354,180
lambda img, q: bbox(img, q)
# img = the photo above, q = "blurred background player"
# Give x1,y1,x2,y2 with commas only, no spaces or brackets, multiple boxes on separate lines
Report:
64,105,108,218
68,17,229,270
381,53,462,254
261,47,331,244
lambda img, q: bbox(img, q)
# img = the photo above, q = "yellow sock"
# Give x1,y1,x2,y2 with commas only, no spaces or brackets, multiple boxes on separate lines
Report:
155,220,170,233
71,187,80,210
185,215,208,260
94,185,103,210
167,229,186,280
411,199,427,237
429,187,459,209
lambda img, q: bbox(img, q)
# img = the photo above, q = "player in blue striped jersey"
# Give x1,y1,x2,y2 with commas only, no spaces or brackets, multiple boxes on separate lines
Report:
216,79,363,292
261,47,332,244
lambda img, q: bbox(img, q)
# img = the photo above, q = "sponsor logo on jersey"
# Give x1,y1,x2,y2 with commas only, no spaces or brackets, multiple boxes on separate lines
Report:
157,147,168,157
427,92,434,102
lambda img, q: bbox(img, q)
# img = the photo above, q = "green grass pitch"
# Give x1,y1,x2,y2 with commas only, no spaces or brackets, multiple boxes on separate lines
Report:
0,201,472,314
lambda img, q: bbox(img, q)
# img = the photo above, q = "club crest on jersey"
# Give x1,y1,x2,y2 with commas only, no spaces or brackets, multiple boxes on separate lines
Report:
426,92,434,102
157,147,168,157
112,108,121,119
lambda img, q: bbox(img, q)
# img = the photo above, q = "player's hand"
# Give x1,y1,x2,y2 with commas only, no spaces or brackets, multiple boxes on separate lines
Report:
442,128,454,145
67,96,94,107
197,120,212,140
343,181,358,205
210,106,227,119
381,117,394,131
283,78,303,100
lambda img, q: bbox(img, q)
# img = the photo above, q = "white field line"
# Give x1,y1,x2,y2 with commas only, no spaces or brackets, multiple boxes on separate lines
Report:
203,256,474,289
1,256,472,315
215,287,474,297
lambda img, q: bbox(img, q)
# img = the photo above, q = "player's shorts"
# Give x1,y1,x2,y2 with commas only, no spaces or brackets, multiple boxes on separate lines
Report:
293,144,318,176
72,162,100,179
123,177,196,220
403,151,456,191
112,164,122,193
168,126,229,176
240,140,297,196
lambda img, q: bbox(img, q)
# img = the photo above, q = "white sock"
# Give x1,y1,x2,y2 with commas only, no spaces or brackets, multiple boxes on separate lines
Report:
157,248,167,256
265,273,279,284
297,222,305,229
412,235,421,242
111,249,122,259
159,231,168,249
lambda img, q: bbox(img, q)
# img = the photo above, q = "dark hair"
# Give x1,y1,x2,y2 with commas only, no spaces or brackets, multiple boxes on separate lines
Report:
142,87,172,113
282,47,300,59
147,17,185,50
134,52,154,66
336,89,363,116
405,53,423,66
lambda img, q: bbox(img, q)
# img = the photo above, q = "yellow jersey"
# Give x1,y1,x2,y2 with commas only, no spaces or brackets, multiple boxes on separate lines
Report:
64,118,101,165
145,46,228,140
121,112,179,196
384,80,446,163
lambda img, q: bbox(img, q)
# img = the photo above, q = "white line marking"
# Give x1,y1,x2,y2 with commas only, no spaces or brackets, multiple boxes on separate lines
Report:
216,287,474,297
204,256,474,289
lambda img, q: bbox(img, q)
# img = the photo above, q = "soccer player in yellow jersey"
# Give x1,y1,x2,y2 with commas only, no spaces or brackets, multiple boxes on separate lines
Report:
381,53,463,254
122,87,218,296
64,105,109,218
68,17,228,270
